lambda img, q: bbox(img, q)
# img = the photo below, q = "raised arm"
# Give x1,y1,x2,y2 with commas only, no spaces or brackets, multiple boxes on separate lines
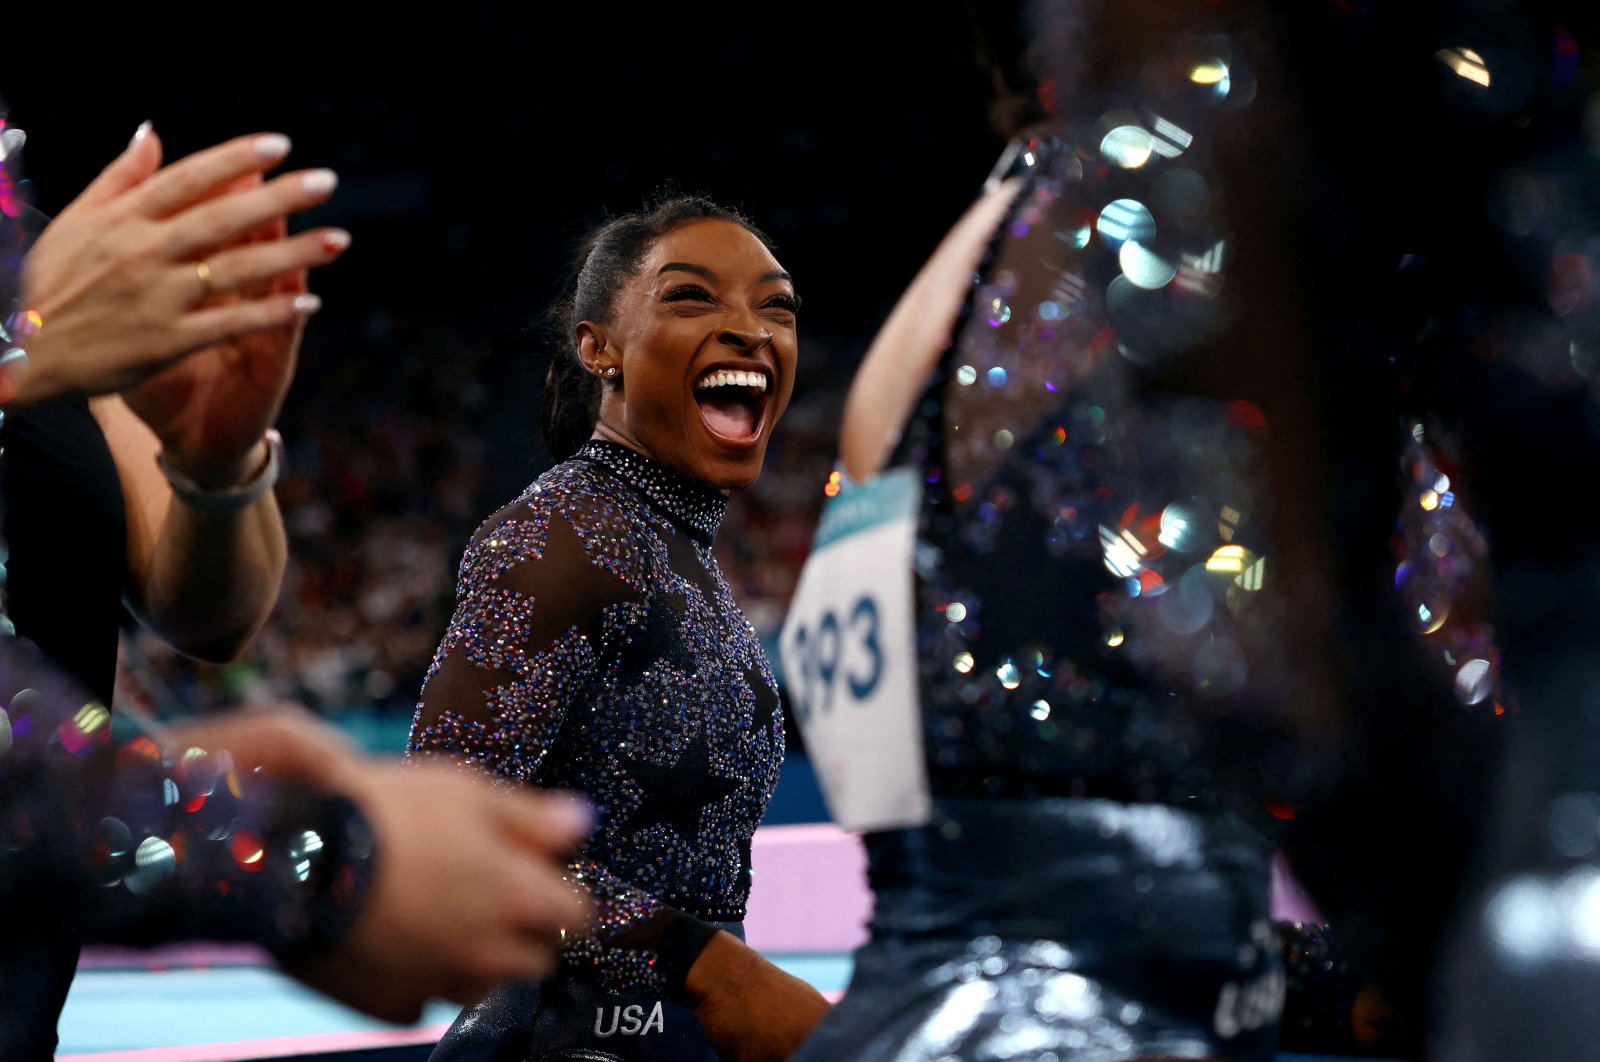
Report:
838,178,1021,483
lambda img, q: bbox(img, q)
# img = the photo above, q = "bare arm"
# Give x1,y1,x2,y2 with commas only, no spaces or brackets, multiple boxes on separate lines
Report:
93,394,285,662
684,929,832,1062
838,179,1022,483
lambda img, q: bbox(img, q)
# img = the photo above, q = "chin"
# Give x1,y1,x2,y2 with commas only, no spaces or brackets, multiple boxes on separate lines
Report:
702,466,762,491
695,448,767,490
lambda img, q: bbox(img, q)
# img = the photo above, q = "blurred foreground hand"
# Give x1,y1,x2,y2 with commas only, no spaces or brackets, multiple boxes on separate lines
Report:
168,709,595,1023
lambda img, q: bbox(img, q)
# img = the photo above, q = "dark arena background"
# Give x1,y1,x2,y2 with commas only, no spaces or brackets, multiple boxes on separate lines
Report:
4,4,1015,1057
6,0,1600,1058
4,2,1012,745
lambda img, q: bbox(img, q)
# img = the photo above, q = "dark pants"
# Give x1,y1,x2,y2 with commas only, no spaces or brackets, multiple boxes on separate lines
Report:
0,938,81,1062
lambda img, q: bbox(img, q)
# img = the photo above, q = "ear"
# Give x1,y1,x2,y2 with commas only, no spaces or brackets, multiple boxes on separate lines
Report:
576,322,608,375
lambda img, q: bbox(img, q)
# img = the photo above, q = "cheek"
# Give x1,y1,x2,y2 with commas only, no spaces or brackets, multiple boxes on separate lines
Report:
623,328,702,424
776,343,800,403
621,366,688,436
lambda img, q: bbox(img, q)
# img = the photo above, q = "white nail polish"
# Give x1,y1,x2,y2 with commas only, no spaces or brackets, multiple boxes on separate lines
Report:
254,133,292,160
302,169,338,195
324,229,353,252
129,121,152,149
293,294,323,315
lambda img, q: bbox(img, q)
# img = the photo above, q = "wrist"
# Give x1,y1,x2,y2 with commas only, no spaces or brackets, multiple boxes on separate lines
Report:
680,928,746,1007
262,783,380,972
158,429,283,513
162,434,270,490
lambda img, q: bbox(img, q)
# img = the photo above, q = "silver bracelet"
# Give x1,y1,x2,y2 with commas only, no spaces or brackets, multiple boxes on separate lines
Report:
156,429,283,514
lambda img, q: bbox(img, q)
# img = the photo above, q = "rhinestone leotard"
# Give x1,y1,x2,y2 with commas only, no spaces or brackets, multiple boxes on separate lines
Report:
407,440,783,995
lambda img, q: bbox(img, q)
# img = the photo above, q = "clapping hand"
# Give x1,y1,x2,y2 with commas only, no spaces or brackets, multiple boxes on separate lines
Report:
14,124,348,446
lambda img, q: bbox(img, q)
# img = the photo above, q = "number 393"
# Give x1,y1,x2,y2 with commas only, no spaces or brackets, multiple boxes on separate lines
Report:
785,595,884,722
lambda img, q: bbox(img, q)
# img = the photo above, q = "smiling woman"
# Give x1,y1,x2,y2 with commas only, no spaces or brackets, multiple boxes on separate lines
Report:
577,213,798,489
406,196,829,1062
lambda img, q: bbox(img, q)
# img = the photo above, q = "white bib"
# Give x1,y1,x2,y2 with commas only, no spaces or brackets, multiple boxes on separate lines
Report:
778,467,931,832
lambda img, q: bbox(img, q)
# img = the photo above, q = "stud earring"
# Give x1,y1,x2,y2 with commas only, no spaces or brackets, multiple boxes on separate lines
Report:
603,366,619,379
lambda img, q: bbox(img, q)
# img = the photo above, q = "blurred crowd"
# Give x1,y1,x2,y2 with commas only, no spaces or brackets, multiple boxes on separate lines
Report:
119,302,847,745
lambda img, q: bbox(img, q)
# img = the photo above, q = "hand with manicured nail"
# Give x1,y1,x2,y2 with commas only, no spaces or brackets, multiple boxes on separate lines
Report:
10,124,349,409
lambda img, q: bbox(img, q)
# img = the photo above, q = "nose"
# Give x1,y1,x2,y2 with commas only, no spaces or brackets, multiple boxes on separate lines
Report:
718,323,774,354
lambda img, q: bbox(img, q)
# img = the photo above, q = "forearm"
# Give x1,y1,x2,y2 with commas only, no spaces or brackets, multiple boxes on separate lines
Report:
838,178,1020,482
139,468,287,661
559,851,835,1062
683,927,833,1061
682,928,763,1005
95,396,287,661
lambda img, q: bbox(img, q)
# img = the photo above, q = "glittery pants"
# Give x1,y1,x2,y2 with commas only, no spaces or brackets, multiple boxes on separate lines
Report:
429,922,742,1062
792,797,1282,1062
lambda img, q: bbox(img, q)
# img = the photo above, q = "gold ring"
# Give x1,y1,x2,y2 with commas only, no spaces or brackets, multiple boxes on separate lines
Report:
195,260,214,294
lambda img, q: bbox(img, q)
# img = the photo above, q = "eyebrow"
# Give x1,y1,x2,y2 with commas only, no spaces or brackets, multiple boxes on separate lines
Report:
657,262,795,286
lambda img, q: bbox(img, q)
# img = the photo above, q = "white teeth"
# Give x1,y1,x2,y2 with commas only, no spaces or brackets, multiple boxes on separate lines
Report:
695,369,769,392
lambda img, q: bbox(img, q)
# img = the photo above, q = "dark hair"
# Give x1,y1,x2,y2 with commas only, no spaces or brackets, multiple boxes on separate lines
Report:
540,195,776,461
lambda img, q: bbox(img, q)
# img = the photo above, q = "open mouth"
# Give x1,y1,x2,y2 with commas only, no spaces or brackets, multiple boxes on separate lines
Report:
693,367,772,446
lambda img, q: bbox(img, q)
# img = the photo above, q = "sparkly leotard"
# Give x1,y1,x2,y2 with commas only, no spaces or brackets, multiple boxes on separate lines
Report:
408,440,783,1010
790,33,1314,1056
792,135,1288,1062
790,3,1532,1052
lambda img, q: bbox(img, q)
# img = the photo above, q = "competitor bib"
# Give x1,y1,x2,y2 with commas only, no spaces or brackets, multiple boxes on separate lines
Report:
778,467,930,832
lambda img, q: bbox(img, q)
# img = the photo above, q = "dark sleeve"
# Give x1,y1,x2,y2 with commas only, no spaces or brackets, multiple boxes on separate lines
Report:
406,488,720,998
0,634,374,969
1276,920,1425,1059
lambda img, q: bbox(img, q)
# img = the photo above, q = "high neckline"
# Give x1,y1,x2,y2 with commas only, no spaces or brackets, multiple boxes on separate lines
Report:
573,440,728,544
